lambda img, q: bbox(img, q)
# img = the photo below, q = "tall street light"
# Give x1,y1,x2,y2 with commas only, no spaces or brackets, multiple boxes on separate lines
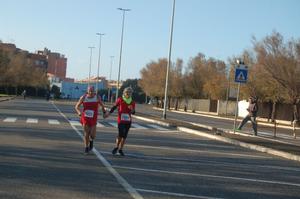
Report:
116,7,131,99
88,46,95,87
163,0,176,119
96,33,105,94
108,55,114,102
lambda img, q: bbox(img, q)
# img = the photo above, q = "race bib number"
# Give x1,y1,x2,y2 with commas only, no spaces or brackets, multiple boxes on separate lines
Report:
121,113,131,121
85,110,94,118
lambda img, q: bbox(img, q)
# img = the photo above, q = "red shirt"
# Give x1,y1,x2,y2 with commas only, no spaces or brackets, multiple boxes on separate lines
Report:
80,94,102,126
114,97,136,124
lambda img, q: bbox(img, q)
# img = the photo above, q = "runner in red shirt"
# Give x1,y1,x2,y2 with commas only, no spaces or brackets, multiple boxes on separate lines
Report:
75,86,106,154
105,87,135,156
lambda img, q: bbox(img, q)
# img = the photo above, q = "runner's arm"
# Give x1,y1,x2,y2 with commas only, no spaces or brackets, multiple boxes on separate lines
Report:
98,98,106,114
109,105,118,114
104,104,117,118
129,102,135,114
108,99,120,114
75,96,84,116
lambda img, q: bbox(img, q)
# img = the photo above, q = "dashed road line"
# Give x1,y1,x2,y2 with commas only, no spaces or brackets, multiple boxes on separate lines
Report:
3,117,17,122
1,116,171,131
131,123,147,129
69,120,81,126
147,124,169,131
108,122,118,128
26,118,38,123
48,119,60,125
97,122,105,127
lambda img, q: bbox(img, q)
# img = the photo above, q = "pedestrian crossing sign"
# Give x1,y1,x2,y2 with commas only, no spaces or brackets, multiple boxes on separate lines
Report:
235,68,248,83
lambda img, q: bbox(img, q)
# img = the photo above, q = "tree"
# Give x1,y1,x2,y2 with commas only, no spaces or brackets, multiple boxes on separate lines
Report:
51,85,61,99
253,31,300,122
184,53,206,98
0,46,49,95
0,49,10,90
202,58,227,100
121,78,146,103
185,53,227,99
169,59,184,109
139,59,168,102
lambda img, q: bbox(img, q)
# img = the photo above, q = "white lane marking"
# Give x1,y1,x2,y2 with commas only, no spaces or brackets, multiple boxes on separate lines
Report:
48,119,60,125
137,188,222,199
69,120,81,126
97,122,105,127
109,122,118,128
26,118,38,123
147,124,169,131
92,149,143,199
3,117,17,122
115,165,300,188
101,150,295,172
51,102,143,199
128,144,270,159
131,123,147,129
136,188,222,199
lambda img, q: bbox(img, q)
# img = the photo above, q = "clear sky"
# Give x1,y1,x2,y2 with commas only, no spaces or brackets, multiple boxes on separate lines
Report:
1,0,300,81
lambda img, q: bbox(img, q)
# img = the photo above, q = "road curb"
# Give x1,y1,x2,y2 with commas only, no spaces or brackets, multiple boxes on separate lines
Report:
177,127,300,162
0,96,16,102
133,115,300,163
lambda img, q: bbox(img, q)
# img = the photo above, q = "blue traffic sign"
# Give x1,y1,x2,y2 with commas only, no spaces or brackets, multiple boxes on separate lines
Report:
235,68,248,83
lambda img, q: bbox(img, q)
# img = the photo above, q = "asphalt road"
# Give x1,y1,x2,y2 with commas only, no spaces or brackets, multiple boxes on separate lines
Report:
1,98,300,199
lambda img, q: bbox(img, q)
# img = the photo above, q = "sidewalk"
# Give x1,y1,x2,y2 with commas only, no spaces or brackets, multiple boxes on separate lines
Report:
153,107,299,130
134,109,300,163
0,96,16,102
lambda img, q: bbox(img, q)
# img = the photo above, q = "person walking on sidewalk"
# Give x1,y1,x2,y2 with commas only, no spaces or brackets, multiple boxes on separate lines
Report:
105,87,135,156
237,97,258,135
22,90,26,100
75,86,106,154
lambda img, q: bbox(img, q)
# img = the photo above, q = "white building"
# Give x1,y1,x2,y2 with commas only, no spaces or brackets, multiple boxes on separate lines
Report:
60,81,106,99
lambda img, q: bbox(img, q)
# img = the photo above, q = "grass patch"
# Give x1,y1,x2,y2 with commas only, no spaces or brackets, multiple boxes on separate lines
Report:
0,94,10,97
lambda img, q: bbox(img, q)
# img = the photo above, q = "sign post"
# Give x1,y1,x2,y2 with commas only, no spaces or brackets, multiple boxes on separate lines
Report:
233,60,248,133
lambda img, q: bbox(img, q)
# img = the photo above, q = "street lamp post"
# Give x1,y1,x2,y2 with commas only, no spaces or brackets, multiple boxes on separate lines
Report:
116,7,131,99
88,46,95,87
108,56,114,102
54,60,58,77
96,33,105,94
163,0,176,119
225,66,231,116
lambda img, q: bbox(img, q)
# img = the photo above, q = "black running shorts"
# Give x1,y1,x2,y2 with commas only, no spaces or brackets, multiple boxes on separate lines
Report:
118,123,131,138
